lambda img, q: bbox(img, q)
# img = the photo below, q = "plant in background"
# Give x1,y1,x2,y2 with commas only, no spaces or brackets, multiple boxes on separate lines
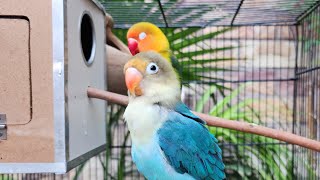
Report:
196,84,293,179
166,27,235,87
102,105,132,180
0,175,13,180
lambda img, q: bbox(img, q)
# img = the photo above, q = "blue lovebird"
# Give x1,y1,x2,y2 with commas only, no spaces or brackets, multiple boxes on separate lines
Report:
123,51,225,180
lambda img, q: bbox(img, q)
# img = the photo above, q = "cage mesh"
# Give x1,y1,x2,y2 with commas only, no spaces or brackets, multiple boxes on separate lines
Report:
0,0,319,179
294,4,320,179
101,0,319,27
167,25,297,179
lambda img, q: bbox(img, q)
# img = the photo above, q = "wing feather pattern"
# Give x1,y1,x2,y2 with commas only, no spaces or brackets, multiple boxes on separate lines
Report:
157,102,225,180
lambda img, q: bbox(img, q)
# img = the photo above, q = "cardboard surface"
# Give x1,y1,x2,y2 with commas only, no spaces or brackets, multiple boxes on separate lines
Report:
0,0,54,162
0,18,31,125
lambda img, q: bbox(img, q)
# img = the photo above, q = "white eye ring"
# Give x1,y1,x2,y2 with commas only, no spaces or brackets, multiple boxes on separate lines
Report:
139,32,147,40
146,62,159,74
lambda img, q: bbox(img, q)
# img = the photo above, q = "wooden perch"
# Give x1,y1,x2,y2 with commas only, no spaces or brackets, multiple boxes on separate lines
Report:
105,13,131,55
87,87,320,152
105,45,131,95
104,13,132,95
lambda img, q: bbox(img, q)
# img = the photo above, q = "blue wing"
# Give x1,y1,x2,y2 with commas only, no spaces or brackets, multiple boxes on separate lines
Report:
174,102,205,124
157,102,225,180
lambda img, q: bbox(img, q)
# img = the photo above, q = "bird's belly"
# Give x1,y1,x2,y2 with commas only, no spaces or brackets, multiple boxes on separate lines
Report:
131,136,194,180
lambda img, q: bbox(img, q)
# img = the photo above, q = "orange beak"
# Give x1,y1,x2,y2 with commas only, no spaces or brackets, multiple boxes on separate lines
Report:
125,67,143,96
128,38,139,55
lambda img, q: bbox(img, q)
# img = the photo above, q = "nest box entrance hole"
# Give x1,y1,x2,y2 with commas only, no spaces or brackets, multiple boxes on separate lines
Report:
80,13,95,65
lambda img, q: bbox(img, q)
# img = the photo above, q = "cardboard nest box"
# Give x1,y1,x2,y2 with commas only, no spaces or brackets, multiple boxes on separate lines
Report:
0,0,107,173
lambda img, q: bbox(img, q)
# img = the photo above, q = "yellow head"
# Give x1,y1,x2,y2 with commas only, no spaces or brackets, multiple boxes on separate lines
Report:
127,22,170,60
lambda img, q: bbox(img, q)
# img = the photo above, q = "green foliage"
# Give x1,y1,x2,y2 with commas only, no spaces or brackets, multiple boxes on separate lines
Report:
105,105,128,180
0,175,14,180
170,28,232,50
73,163,86,180
196,84,293,179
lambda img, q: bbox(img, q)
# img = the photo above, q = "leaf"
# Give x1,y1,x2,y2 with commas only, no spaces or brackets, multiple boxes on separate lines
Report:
195,85,217,112
195,75,227,81
73,162,86,180
176,46,237,59
210,84,246,116
221,99,258,120
167,28,200,42
186,67,232,73
226,164,251,179
180,57,236,66
117,131,130,180
202,82,294,178
172,27,233,50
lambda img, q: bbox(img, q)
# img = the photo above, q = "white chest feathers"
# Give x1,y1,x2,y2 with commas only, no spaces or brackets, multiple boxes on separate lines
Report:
123,99,169,144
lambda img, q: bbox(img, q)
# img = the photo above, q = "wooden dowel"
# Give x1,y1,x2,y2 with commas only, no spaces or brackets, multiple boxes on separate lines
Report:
105,13,131,55
193,112,320,152
88,87,128,106
87,87,320,152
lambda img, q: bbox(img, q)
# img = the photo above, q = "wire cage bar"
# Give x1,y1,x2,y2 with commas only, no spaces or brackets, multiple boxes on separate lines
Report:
101,0,319,28
0,0,319,179
169,24,297,179
294,4,320,179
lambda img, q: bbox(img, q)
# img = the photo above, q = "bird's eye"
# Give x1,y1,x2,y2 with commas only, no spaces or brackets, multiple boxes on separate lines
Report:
146,62,159,74
139,32,147,40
